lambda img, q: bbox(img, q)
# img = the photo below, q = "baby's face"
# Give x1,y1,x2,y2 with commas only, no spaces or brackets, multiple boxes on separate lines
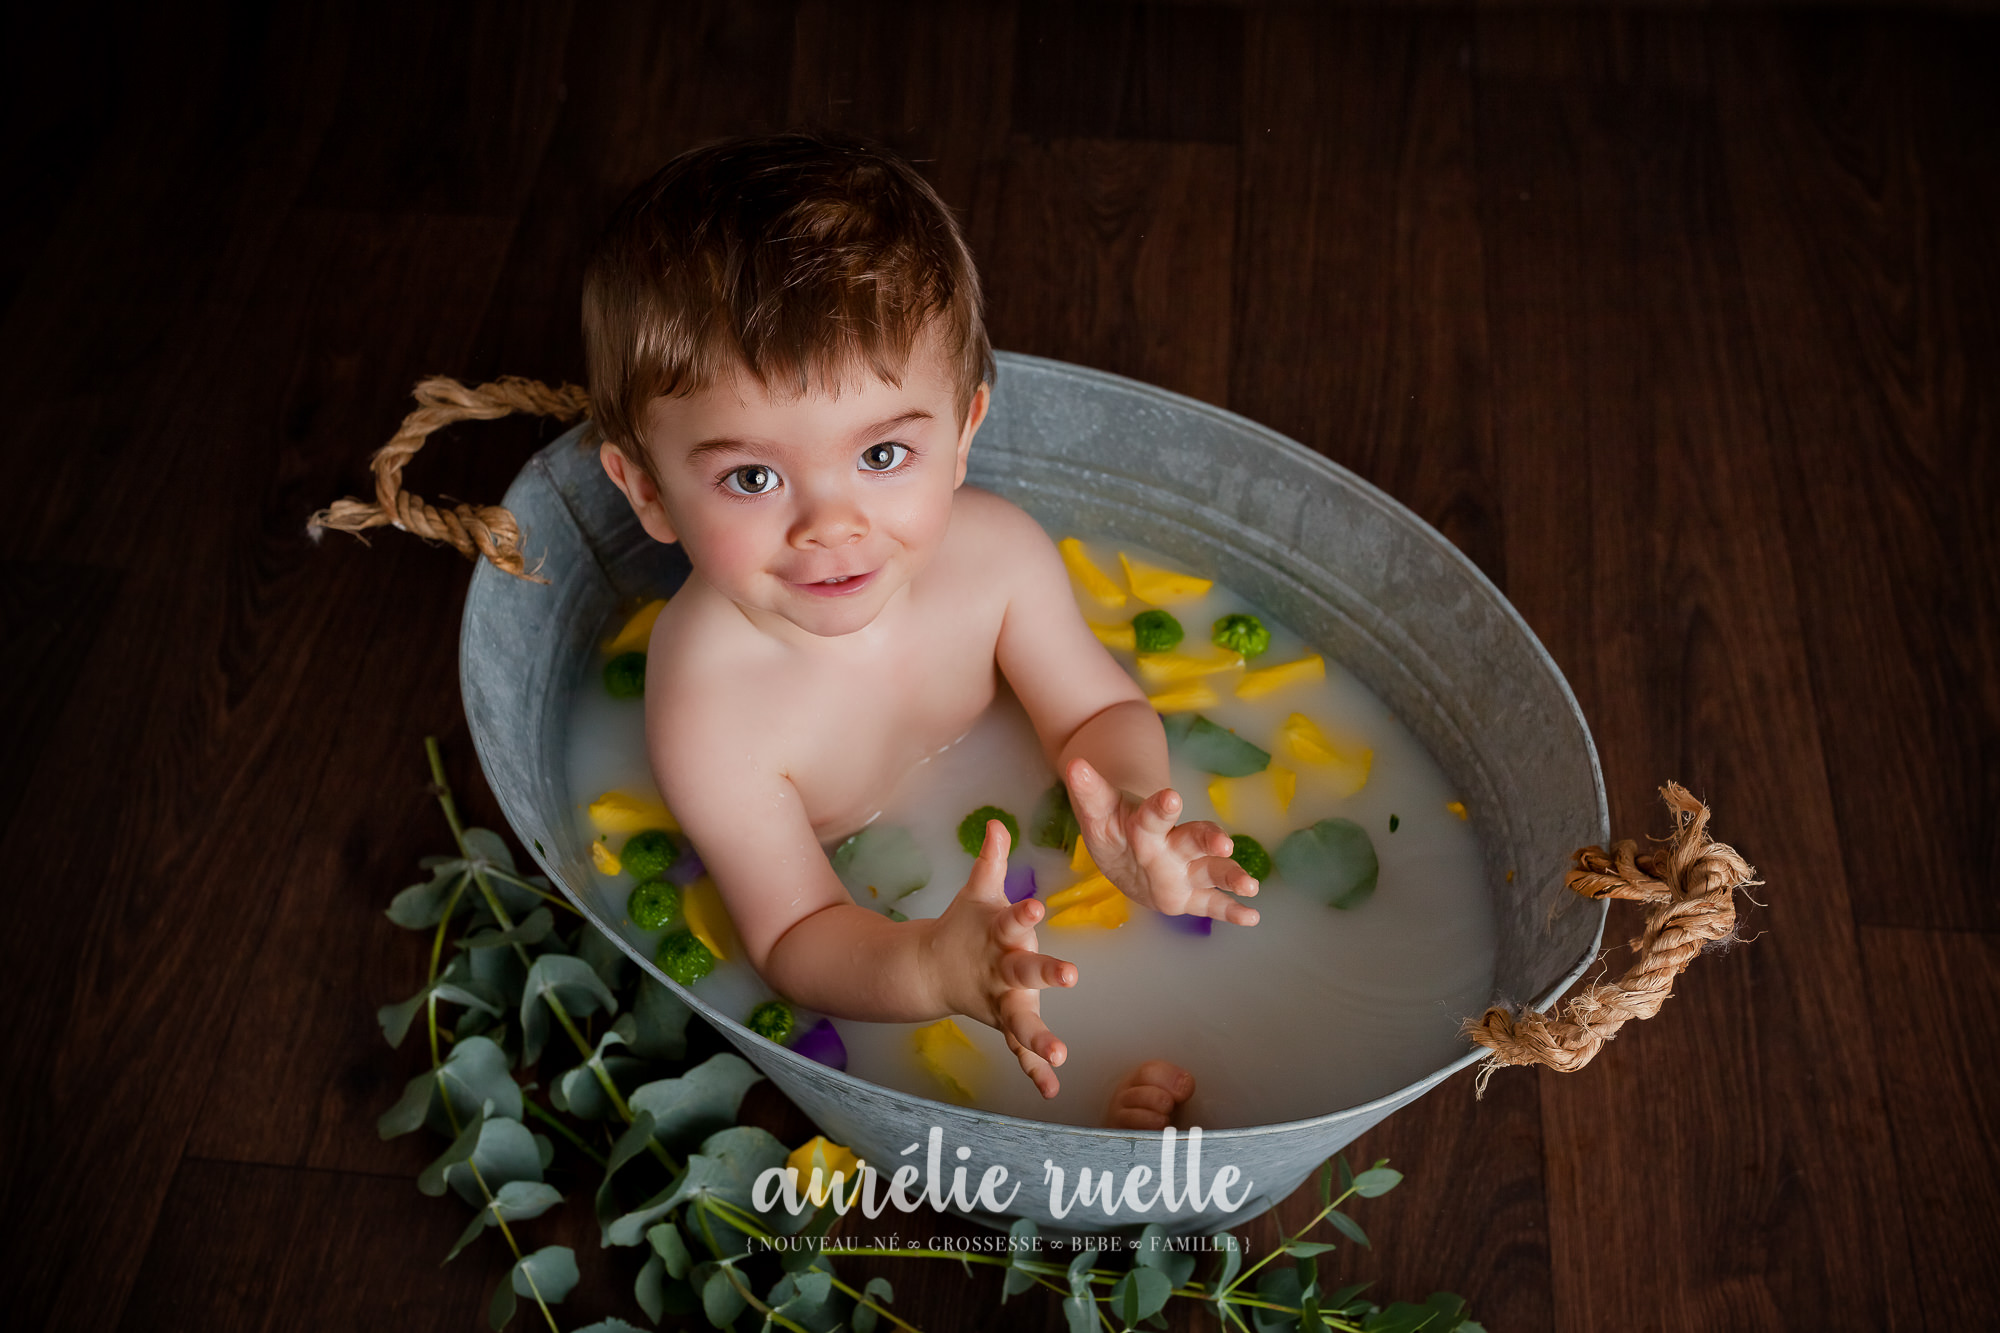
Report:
607,330,988,639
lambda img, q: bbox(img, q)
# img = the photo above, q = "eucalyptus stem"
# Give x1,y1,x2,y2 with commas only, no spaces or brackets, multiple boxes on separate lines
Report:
718,1262,811,1333
425,737,679,1175
824,1276,920,1333
523,1098,607,1168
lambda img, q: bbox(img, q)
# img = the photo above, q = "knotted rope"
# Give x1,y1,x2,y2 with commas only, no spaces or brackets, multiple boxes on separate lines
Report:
307,376,591,582
1464,782,1756,1091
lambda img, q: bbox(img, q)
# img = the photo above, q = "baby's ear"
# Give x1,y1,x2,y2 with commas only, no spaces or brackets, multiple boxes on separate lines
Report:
600,442,679,545
952,382,991,488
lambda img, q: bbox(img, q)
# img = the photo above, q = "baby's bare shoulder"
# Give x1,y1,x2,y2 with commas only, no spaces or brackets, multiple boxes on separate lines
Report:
643,594,793,775
938,486,1062,581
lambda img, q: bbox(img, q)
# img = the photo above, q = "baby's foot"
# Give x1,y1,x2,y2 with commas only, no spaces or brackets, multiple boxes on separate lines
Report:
1104,1060,1195,1130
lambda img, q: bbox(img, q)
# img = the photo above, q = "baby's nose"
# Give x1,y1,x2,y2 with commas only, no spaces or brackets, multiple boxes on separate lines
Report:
789,491,868,547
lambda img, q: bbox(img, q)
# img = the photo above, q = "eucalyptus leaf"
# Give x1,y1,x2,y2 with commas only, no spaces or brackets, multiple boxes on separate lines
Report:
1063,1247,1100,1333
627,1053,762,1150
1030,782,1081,852
1251,1267,1304,1333
576,919,633,991
1209,1231,1243,1294
1360,1302,1433,1333
419,1106,488,1198
1274,818,1380,909
831,824,932,903
444,1116,546,1207
493,1179,562,1221
767,1268,840,1332
446,1208,492,1265
1163,713,1272,776
377,987,429,1049
648,1219,692,1279
1284,1241,1338,1258
463,827,519,874
1326,1209,1370,1248
1326,1281,1372,1314
1111,1267,1173,1325
435,980,505,1017
510,1245,579,1304
1351,1167,1403,1198
627,976,692,1061
520,953,620,1066
465,940,528,1013
635,1251,667,1321
572,1321,649,1333
701,1266,746,1328
388,864,469,929
556,1055,649,1122
606,1125,789,1249
855,1276,895,1331
487,1267,517,1331
1002,1218,1039,1302
378,1070,437,1139
434,1036,523,1127
595,1110,659,1243
462,906,555,951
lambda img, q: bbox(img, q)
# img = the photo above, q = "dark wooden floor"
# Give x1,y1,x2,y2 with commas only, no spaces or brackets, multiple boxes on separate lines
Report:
3,3,1995,1330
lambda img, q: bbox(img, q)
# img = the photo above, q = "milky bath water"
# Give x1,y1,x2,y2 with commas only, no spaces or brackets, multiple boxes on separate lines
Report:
565,535,1497,1130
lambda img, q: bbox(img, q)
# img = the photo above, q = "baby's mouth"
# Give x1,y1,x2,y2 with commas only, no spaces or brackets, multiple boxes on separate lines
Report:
792,568,879,598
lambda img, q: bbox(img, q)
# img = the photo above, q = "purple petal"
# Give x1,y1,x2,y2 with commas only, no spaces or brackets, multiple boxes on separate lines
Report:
1004,864,1038,904
665,844,706,885
792,1018,848,1071
1167,914,1212,936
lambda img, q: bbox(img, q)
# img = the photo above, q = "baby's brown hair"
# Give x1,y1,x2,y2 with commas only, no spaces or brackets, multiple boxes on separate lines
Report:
584,132,993,473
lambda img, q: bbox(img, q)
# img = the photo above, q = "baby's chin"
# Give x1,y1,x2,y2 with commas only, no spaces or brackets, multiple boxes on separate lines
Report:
744,578,903,639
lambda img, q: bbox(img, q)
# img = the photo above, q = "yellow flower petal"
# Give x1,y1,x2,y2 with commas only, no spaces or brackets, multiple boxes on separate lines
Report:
1118,552,1214,605
1070,837,1096,873
1279,714,1373,797
1271,765,1297,813
588,791,679,836
1091,621,1137,651
786,1135,862,1207
1446,801,1468,821
604,599,667,656
1207,775,1236,824
590,839,622,875
1060,538,1128,610
1147,681,1219,712
1046,873,1116,913
683,878,736,961
1235,654,1326,700
1135,646,1243,685
913,1017,983,1104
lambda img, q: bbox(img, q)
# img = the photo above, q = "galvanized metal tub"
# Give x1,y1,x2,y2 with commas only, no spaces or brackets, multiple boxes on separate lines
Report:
460,351,1608,1235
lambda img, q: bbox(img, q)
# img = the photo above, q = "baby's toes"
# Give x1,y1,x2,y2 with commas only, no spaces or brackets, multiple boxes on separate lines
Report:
1103,1060,1196,1129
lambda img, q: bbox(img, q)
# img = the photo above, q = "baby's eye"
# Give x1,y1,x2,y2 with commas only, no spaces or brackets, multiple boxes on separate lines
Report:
859,442,910,473
723,464,779,496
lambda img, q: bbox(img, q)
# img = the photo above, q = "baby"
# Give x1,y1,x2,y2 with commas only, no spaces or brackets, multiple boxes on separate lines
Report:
586,133,1260,1129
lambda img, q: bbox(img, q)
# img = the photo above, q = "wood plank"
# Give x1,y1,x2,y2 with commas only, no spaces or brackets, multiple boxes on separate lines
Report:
467,0,800,385
1857,926,2000,1328
118,1158,508,1333
1474,9,1916,1330
0,205,519,1330
1233,4,1504,582
0,561,124,839
980,138,1237,408
1710,12,2000,933
1011,0,1243,145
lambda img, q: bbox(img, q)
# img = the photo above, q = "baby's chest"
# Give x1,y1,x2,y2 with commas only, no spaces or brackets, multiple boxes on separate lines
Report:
782,652,1000,837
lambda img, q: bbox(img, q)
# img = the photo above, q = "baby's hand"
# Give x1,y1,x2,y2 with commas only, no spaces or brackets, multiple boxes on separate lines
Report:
1065,757,1261,926
928,819,1079,1098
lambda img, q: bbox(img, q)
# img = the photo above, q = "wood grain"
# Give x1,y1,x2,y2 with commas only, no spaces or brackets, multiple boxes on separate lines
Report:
2,5,1994,1332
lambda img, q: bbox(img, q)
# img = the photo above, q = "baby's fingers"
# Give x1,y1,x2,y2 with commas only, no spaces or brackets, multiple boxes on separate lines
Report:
996,992,1064,1072
994,894,1047,949
1005,1030,1062,1100
1193,852,1260,899
1129,786,1183,843
1189,884,1261,927
1166,819,1233,862
1000,948,1078,991
959,819,1014,904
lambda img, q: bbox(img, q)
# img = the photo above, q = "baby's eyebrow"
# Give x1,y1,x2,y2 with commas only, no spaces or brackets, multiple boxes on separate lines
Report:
851,408,932,441
685,436,760,461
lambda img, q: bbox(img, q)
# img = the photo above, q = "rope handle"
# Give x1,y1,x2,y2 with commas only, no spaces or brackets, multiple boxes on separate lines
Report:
1464,782,1758,1091
308,376,591,583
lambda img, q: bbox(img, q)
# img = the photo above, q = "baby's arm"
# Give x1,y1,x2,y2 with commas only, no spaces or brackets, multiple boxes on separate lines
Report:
989,508,1260,925
657,716,1078,1094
